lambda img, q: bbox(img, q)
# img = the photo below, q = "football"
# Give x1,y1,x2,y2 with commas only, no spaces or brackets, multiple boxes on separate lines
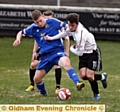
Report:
57,88,71,100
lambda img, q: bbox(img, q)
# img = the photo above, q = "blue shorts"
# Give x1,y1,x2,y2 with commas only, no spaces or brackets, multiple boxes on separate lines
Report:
36,50,67,73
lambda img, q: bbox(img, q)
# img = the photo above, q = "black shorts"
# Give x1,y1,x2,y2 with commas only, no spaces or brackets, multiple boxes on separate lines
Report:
36,55,40,60
79,50,98,71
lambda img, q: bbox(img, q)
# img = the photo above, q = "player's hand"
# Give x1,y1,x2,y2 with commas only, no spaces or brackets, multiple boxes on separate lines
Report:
44,36,52,41
13,39,21,46
73,44,76,49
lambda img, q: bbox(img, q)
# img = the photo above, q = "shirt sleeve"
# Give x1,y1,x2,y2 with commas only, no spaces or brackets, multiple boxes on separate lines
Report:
70,45,84,56
51,18,67,30
49,28,72,40
21,24,34,37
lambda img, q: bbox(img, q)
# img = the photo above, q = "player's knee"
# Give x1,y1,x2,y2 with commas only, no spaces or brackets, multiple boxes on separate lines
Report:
59,57,72,70
63,63,72,70
81,76,88,80
30,63,36,69
80,72,86,80
86,75,94,81
34,76,41,83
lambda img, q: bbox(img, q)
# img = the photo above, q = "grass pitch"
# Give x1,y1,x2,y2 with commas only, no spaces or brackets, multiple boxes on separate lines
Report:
0,37,120,112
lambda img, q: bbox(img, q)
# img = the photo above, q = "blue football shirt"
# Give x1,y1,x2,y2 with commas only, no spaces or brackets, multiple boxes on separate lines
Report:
22,18,67,54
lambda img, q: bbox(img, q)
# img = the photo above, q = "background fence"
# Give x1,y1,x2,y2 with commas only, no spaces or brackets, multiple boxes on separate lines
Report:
0,4,120,40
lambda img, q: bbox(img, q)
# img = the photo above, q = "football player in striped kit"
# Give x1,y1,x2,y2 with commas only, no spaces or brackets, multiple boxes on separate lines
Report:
44,13,107,100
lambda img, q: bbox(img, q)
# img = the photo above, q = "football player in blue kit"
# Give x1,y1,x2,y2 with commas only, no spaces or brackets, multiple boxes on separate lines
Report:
25,10,70,94
13,10,85,96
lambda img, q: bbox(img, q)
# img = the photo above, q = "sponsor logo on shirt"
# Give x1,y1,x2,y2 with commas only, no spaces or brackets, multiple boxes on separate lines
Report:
40,33,46,40
36,29,39,32
45,24,49,28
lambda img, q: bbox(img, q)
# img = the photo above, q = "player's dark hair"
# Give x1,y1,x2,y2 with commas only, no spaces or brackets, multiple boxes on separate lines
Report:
32,10,42,20
66,13,79,24
43,10,54,17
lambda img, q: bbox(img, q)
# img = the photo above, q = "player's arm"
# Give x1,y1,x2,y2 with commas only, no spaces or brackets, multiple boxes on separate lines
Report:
70,45,84,56
64,36,70,56
13,23,34,46
44,31,68,40
13,31,22,46
33,40,38,53
44,18,69,40
32,40,38,61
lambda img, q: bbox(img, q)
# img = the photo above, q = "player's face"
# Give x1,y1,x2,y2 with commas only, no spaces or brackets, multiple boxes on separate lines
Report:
67,21,78,32
34,16,46,27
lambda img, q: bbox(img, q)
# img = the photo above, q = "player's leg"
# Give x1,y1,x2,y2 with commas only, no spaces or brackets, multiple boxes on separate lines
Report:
25,68,36,92
34,57,54,96
58,56,85,91
25,60,39,92
79,66,100,100
94,73,107,88
86,69,100,100
34,69,47,96
86,50,100,100
54,65,62,94
95,46,107,88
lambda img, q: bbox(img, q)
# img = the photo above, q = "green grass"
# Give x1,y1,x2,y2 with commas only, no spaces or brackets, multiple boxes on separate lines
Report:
0,37,120,112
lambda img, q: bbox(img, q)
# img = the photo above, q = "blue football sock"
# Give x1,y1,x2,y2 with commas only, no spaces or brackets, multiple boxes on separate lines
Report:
67,68,80,84
36,81,47,95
